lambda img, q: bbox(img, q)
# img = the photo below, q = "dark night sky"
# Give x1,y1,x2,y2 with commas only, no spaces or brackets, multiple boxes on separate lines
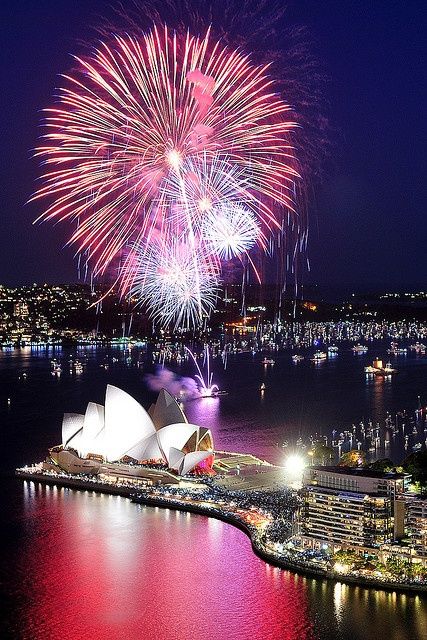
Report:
1,0,426,290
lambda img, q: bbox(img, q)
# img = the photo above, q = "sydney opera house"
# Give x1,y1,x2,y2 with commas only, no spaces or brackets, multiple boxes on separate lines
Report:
45,385,214,484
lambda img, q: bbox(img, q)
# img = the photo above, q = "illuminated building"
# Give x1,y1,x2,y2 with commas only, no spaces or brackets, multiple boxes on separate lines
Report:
48,386,214,478
406,495,427,558
299,466,408,551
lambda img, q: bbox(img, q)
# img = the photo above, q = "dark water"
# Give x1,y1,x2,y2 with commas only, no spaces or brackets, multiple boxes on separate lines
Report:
1,345,427,639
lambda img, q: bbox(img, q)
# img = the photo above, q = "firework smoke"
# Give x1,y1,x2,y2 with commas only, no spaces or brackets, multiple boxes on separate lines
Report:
145,366,201,398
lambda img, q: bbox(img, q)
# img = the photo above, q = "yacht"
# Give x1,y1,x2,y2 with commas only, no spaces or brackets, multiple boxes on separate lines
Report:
311,351,327,361
74,360,83,374
51,359,62,375
291,354,304,363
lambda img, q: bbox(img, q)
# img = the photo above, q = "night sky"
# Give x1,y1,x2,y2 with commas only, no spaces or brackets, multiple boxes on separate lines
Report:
1,0,426,290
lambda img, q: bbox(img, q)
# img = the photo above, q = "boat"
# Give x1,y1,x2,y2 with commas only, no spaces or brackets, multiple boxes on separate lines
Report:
364,358,397,376
410,342,426,354
387,342,408,355
382,361,397,374
291,354,304,363
328,346,339,354
74,361,83,374
364,365,378,374
51,359,62,375
260,383,266,391
261,357,275,365
352,344,368,354
311,351,327,361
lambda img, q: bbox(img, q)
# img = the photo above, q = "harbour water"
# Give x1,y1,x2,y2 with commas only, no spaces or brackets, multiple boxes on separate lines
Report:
1,344,427,639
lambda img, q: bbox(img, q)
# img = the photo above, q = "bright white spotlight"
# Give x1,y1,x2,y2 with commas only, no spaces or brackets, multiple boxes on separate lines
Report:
285,454,306,475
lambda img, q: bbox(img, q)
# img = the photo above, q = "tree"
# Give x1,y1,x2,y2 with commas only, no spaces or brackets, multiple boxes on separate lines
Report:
311,443,334,465
332,549,357,566
386,556,412,579
369,458,395,472
339,450,366,468
402,451,427,493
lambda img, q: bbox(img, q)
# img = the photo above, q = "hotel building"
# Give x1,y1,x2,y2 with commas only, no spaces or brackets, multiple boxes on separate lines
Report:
298,466,409,552
405,495,427,559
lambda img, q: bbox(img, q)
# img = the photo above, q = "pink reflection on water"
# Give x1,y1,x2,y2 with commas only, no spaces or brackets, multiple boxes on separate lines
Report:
18,482,314,640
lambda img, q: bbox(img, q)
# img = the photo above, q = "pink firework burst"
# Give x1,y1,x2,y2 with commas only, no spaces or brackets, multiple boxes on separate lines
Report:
31,25,300,277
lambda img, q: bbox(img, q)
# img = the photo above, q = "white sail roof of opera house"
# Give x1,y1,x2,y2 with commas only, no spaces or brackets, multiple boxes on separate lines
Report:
62,413,84,447
79,403,105,458
125,432,164,463
157,423,201,462
148,389,187,429
60,385,213,475
103,385,156,461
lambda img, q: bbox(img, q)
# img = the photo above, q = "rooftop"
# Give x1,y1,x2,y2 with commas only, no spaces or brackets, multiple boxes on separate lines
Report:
310,466,408,480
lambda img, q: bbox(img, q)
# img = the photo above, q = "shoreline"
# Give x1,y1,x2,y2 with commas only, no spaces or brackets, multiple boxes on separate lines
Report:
15,469,427,595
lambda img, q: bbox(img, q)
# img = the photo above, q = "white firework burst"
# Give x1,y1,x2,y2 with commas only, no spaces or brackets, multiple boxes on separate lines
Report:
129,237,219,329
202,202,260,260
161,153,255,234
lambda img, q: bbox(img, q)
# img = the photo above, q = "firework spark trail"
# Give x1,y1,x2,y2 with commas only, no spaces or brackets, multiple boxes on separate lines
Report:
127,233,219,329
185,346,219,395
31,23,303,328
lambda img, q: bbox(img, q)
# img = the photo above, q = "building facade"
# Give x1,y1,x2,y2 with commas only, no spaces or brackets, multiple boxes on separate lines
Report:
298,466,408,552
406,495,427,558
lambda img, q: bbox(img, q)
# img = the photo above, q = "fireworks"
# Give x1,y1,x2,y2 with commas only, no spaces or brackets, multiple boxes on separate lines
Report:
202,203,260,260
185,345,219,397
32,23,302,328
128,236,219,328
